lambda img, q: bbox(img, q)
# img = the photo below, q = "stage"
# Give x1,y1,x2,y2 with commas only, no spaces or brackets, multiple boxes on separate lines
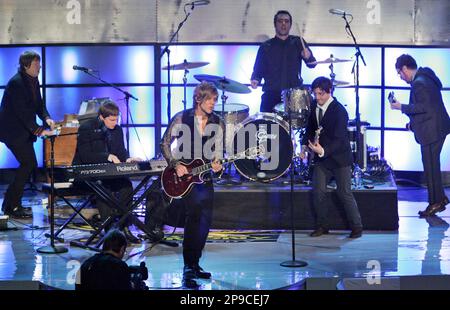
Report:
0,183,449,291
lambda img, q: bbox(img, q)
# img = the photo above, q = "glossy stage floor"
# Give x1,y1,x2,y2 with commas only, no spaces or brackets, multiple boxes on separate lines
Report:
0,183,449,291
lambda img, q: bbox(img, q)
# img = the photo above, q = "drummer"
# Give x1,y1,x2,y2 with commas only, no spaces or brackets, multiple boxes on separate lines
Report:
250,10,316,113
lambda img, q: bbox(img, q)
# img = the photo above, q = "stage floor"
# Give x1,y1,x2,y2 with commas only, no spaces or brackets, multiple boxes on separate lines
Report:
0,184,449,290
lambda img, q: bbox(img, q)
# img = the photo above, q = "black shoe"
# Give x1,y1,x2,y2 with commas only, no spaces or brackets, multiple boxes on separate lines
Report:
418,202,447,217
123,226,140,244
183,266,200,289
193,265,211,279
309,227,329,237
349,227,363,239
146,227,164,242
4,207,33,219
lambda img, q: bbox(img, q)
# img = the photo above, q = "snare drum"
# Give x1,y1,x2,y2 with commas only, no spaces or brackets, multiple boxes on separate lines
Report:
232,113,293,182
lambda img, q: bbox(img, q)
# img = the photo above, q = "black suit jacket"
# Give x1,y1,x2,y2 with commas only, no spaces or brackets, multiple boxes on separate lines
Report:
0,72,50,145
401,67,450,146
302,98,353,169
72,117,128,165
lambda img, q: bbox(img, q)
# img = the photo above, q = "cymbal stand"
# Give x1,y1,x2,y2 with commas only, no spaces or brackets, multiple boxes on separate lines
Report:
328,54,336,92
216,85,241,186
182,60,189,110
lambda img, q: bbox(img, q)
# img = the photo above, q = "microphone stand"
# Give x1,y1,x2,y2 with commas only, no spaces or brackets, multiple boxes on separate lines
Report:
79,70,138,157
341,13,367,178
280,104,308,268
37,132,68,254
160,3,196,119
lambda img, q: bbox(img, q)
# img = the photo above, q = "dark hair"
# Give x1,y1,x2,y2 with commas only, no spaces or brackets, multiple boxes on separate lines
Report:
19,51,41,73
311,76,333,94
102,229,127,253
98,100,120,118
274,10,292,26
193,81,218,108
395,54,417,70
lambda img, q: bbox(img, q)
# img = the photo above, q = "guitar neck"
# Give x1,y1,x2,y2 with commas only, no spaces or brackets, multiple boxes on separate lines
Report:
191,158,231,176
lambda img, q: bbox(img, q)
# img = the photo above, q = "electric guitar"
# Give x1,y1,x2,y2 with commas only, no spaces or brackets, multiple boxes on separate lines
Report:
314,126,323,144
161,146,262,199
387,91,396,104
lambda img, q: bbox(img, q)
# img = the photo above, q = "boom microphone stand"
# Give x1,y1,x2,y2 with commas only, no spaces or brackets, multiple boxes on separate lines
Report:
77,69,138,157
160,3,197,120
280,104,308,268
340,13,367,173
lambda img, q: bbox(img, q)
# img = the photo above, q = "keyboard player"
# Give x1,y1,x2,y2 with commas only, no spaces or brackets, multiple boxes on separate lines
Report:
72,100,142,243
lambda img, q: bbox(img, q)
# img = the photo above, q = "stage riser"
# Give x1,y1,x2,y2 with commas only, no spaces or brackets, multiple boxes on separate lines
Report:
211,188,399,230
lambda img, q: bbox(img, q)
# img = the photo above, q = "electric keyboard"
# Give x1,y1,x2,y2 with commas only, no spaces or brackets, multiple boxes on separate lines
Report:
55,160,168,181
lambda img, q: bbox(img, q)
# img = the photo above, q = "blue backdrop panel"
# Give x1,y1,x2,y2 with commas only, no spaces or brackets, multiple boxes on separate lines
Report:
0,47,42,86
45,46,154,85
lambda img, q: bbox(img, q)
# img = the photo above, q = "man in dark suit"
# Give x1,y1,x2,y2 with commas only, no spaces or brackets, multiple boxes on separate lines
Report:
72,100,142,243
0,51,55,218
300,77,363,238
390,54,450,217
250,10,316,112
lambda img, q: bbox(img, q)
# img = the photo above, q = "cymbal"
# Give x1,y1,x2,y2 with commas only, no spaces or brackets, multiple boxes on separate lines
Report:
162,61,209,70
308,57,352,65
332,79,350,86
194,74,251,94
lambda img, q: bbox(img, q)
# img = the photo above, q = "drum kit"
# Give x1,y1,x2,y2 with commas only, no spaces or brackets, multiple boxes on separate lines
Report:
163,54,353,183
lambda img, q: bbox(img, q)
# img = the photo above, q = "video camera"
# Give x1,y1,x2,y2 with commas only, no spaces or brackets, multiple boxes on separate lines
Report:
128,262,149,290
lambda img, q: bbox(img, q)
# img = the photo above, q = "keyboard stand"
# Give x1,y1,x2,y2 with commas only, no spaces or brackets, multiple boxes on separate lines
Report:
70,176,178,251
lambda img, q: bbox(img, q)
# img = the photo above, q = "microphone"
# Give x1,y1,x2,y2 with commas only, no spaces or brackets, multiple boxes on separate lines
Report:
329,8,349,16
189,0,210,6
73,65,95,72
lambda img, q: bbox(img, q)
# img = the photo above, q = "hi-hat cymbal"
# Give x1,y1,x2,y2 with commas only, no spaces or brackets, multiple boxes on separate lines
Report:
162,61,209,70
194,74,251,94
332,79,350,86
308,57,352,65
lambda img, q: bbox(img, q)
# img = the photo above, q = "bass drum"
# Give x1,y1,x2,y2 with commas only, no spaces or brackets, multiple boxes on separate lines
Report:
232,113,293,182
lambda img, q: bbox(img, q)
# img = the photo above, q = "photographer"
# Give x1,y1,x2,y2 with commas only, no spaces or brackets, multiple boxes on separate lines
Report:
76,229,131,290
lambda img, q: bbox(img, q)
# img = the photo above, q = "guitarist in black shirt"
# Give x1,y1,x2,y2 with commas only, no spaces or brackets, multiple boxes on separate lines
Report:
161,82,224,288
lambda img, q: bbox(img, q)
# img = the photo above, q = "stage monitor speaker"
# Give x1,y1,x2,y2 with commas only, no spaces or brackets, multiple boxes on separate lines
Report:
337,275,450,290
0,280,58,290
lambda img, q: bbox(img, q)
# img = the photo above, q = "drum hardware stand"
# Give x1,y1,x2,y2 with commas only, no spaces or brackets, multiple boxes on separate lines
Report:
280,105,308,268
216,83,242,186
77,69,138,157
37,133,68,254
328,54,336,92
337,13,367,177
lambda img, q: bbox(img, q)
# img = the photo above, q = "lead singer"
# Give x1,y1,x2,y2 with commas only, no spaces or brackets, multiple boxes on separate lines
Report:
161,81,224,289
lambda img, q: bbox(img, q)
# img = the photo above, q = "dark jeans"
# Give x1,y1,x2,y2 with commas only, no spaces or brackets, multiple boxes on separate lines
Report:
421,137,446,204
2,140,37,211
260,91,282,113
182,182,214,267
312,164,362,229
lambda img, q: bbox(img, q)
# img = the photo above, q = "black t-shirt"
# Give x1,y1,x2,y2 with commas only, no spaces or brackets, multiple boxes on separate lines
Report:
77,252,131,290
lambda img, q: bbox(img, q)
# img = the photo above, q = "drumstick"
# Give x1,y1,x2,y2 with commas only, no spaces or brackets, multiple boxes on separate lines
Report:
300,36,307,51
